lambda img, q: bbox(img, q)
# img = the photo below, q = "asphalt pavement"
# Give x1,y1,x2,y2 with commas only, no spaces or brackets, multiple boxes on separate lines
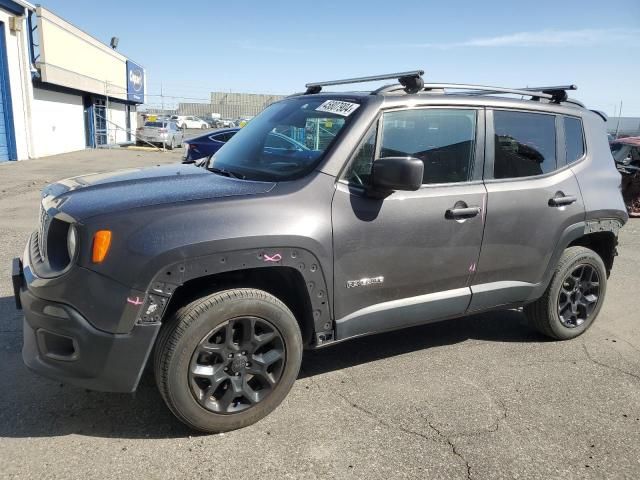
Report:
0,149,638,479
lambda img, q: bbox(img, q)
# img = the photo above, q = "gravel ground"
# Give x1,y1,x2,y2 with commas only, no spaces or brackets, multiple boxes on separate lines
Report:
0,150,638,479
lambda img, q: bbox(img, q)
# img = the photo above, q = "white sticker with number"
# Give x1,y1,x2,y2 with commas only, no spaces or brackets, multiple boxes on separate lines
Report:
315,100,360,117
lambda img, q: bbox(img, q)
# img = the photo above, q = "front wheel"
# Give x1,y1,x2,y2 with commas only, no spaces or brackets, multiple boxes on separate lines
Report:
525,246,607,340
154,289,303,433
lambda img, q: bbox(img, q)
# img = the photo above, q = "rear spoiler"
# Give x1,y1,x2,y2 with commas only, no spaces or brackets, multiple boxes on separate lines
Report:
591,110,608,122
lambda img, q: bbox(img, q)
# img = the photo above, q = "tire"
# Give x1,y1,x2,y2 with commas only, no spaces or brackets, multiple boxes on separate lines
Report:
155,288,303,433
201,124,207,129
524,246,607,340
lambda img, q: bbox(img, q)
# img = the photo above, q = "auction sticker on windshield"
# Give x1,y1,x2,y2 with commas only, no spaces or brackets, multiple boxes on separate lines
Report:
315,100,360,117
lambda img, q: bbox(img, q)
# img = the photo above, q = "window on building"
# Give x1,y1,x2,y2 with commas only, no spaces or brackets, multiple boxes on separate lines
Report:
493,111,557,179
564,116,585,164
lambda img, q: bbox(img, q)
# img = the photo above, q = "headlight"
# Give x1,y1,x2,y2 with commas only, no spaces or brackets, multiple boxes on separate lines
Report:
67,224,78,259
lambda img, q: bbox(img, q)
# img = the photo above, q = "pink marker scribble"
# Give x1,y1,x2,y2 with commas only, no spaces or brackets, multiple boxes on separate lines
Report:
468,263,476,273
263,253,282,263
127,296,144,306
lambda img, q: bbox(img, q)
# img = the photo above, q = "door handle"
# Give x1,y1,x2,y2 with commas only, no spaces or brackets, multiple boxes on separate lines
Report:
548,194,577,207
445,206,481,219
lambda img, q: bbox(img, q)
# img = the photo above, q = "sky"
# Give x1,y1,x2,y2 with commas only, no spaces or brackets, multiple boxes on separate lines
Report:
42,0,640,115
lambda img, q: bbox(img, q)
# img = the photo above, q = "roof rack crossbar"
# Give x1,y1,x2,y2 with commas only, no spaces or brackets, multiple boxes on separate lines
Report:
305,70,424,94
420,83,554,100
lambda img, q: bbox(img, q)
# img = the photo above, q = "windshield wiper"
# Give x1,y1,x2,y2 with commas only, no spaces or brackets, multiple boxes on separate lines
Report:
207,166,245,180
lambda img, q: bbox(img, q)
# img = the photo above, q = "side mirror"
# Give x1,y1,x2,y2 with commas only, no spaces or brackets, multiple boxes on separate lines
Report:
371,157,424,192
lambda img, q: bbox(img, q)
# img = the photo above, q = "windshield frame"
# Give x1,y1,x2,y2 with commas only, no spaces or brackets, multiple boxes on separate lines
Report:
210,96,365,182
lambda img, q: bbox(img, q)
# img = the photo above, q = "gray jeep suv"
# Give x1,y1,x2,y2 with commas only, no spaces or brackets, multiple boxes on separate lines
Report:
12,71,628,432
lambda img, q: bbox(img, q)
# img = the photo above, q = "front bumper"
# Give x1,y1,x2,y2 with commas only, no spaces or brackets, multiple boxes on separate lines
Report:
14,256,160,393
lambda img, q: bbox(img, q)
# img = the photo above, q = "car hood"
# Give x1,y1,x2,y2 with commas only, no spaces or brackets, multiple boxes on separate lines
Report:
42,163,276,221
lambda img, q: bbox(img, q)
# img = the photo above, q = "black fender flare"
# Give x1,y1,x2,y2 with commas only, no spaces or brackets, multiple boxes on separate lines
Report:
527,218,623,302
134,247,333,343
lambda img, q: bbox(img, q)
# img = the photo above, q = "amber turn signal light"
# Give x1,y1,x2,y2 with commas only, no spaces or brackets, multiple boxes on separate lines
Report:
92,230,112,263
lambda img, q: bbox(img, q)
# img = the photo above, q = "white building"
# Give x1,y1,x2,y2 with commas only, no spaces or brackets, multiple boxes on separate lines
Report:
0,1,145,162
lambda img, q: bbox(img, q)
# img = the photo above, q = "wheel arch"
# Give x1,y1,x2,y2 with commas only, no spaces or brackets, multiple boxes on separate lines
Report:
143,247,333,347
567,230,618,276
529,219,622,301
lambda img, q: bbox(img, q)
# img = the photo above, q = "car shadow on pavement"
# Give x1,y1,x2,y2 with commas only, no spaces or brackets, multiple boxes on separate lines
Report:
0,295,545,439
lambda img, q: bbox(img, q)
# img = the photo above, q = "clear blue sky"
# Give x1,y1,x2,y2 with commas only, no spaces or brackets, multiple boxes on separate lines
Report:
42,0,640,115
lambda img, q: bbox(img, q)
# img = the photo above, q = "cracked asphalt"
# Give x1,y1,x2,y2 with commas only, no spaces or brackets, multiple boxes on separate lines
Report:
1,150,639,479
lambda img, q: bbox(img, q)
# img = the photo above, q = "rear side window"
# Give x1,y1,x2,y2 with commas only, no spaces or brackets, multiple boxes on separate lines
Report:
380,109,477,184
564,116,585,164
493,111,556,179
212,132,234,142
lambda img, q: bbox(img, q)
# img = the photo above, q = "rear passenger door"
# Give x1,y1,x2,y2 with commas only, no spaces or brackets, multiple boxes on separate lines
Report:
470,109,586,311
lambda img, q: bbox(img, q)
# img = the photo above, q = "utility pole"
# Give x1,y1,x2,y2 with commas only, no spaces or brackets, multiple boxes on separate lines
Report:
161,82,164,112
105,80,110,148
615,100,623,139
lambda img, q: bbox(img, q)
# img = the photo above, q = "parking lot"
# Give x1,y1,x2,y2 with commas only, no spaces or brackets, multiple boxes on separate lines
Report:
1,149,639,479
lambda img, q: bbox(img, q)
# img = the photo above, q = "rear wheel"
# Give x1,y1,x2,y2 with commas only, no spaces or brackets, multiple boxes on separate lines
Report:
155,288,303,432
525,246,607,340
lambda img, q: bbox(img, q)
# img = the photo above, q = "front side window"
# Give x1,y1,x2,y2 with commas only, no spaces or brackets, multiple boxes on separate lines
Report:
379,109,477,184
212,97,358,181
493,111,556,179
564,116,585,164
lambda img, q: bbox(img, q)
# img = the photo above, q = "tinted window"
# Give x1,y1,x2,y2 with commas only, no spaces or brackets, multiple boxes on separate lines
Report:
564,116,585,164
380,109,476,184
212,132,234,142
344,125,377,185
144,122,164,128
494,111,556,179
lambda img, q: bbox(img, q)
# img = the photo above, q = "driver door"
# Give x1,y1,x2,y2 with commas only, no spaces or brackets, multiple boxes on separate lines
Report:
331,107,487,339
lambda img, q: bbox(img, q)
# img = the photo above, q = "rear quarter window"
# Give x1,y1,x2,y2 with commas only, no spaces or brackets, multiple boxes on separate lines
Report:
493,110,556,179
564,116,585,164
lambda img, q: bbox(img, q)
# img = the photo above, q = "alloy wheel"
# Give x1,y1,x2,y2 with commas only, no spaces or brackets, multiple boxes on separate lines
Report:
189,316,285,414
557,264,600,328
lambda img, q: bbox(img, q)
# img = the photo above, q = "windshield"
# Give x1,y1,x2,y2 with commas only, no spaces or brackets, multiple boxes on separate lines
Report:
210,97,360,181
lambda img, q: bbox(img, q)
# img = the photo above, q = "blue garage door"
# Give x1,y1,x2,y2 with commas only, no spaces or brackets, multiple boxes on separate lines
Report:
0,22,17,162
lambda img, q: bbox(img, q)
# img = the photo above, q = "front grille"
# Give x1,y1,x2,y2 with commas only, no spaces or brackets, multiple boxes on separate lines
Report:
37,205,50,260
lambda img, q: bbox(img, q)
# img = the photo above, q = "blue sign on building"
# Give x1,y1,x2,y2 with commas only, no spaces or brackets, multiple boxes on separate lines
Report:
126,60,145,103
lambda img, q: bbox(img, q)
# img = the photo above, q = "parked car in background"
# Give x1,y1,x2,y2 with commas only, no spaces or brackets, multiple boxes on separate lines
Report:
171,115,210,129
218,118,236,128
136,120,184,149
611,136,640,216
236,116,254,127
182,128,239,163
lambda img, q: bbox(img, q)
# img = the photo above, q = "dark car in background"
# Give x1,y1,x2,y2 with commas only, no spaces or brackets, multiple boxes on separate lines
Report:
611,136,640,216
182,128,239,163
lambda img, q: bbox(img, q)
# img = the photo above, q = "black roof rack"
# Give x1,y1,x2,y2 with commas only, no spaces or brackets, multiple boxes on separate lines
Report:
304,70,425,94
302,71,579,105
377,82,579,104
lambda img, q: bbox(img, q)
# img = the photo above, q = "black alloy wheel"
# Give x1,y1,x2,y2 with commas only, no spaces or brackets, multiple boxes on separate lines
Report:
189,316,285,414
557,264,600,328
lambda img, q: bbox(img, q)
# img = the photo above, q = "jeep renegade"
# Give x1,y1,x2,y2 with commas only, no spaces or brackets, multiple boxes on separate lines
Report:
12,70,628,432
